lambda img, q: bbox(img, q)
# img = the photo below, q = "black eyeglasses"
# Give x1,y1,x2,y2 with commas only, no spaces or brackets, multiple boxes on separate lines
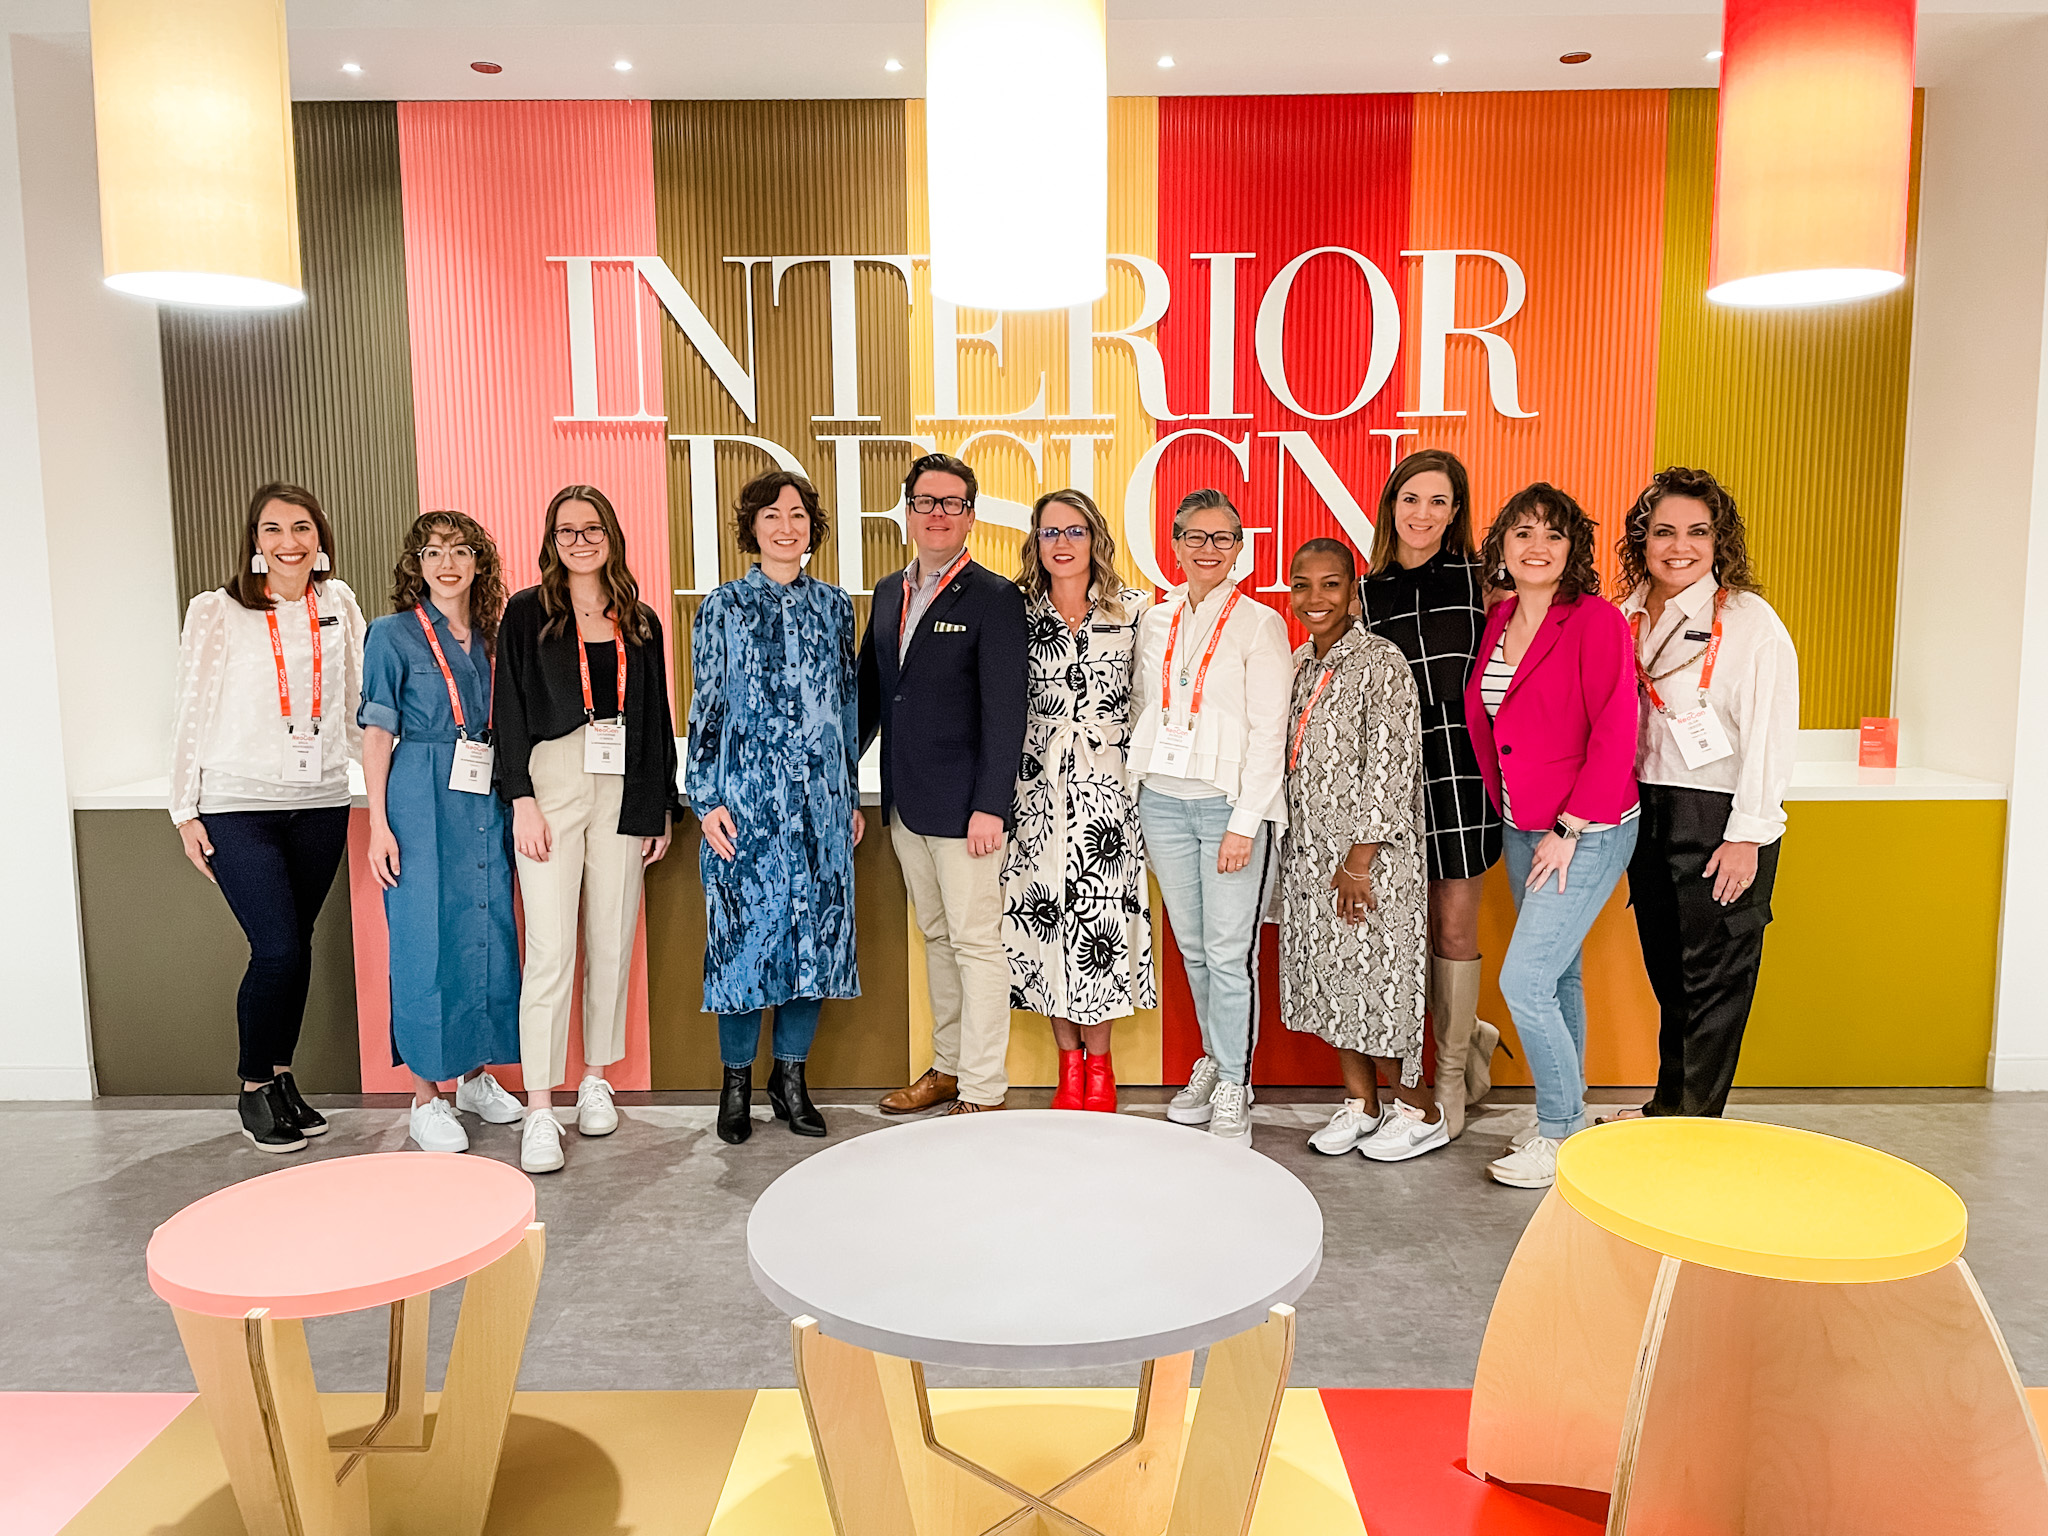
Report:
1175,528,1243,550
908,495,972,516
554,526,607,547
1037,526,1090,544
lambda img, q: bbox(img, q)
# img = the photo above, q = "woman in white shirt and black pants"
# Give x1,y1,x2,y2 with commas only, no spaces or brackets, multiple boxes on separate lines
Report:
1616,468,1798,1119
170,484,365,1152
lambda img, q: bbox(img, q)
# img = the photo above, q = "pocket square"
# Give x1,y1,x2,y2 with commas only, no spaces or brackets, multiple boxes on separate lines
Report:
935,621,967,633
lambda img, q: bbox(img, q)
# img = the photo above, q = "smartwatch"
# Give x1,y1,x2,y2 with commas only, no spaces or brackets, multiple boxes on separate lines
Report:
1552,818,1583,840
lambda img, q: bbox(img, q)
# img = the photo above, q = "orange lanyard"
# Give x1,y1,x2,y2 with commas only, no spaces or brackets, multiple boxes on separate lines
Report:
1289,655,1340,772
900,549,972,646
413,606,490,737
1630,588,1727,714
263,584,322,733
1160,588,1243,723
577,624,628,722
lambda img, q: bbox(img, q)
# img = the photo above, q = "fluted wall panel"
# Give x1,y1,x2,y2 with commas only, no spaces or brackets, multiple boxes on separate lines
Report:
160,102,418,610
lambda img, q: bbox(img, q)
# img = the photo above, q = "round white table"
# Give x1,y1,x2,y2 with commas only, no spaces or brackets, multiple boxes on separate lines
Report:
747,1111,1325,1536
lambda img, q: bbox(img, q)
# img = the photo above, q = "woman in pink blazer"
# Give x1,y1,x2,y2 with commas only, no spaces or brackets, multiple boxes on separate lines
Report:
1462,483,1639,1189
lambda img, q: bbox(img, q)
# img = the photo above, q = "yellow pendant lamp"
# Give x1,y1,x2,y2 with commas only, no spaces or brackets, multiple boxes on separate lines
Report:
1708,0,1916,307
89,0,303,308
926,0,1108,312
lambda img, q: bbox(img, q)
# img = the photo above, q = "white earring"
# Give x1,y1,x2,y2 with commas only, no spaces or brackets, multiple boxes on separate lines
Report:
313,552,331,572
250,553,269,574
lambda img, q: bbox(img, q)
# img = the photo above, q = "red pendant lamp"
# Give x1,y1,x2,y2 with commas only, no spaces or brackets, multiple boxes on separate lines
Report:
1708,0,1916,307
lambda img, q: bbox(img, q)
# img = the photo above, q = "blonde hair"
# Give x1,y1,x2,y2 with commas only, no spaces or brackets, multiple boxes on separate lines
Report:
1016,489,1129,622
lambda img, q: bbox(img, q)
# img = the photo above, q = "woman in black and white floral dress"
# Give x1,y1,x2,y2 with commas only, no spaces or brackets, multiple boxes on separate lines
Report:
1002,489,1156,1114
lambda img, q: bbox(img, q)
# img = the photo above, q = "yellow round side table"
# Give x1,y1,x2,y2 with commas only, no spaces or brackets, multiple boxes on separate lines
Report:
1467,1118,2048,1535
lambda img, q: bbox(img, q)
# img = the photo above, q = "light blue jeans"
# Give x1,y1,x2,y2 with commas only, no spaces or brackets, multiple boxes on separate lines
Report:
1501,820,1640,1141
1137,790,1274,1087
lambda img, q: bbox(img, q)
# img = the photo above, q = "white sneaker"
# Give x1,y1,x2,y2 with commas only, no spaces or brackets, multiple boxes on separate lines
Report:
1488,1135,1559,1188
455,1070,523,1124
576,1076,618,1136
1207,1081,1252,1144
1359,1100,1450,1162
1166,1056,1222,1125
409,1097,469,1153
1510,1125,1540,1151
520,1110,565,1173
1308,1100,1384,1156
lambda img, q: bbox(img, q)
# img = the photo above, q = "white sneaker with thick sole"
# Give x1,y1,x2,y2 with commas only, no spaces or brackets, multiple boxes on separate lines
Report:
1358,1100,1450,1162
409,1097,469,1153
1488,1135,1559,1188
1207,1081,1252,1144
576,1076,618,1136
520,1111,565,1173
455,1070,524,1124
1308,1101,1384,1156
1166,1056,1221,1125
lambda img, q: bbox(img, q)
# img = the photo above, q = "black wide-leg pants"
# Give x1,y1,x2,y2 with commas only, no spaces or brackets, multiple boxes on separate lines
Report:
1627,784,1781,1118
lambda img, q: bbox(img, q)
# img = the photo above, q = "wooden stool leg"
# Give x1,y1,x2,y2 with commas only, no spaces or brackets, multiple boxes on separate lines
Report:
1468,1188,1665,1492
172,1307,370,1536
792,1318,922,1536
1051,1351,1193,1536
369,1223,545,1536
1163,1304,1296,1536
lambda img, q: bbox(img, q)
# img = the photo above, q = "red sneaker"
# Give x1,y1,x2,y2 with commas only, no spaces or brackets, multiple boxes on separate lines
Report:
1051,1048,1086,1110
1083,1053,1117,1112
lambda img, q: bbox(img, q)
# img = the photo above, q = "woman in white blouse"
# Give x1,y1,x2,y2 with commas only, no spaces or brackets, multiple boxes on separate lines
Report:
170,483,365,1153
1128,488,1292,1146
1615,467,1798,1119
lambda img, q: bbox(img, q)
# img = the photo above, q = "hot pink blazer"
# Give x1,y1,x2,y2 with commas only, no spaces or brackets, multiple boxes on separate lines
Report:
1463,592,1640,832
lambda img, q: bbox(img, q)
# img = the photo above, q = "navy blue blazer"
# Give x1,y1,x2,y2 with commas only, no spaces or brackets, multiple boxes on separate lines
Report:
857,559,1029,839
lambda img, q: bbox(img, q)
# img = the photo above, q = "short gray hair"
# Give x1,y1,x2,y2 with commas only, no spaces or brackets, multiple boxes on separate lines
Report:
1172,488,1243,538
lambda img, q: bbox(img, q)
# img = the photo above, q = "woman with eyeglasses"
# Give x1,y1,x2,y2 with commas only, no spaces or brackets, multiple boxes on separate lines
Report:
1128,488,1293,1147
1002,490,1155,1113
495,485,679,1174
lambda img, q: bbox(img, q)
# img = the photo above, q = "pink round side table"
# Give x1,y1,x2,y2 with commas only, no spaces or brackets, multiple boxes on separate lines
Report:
147,1154,543,1536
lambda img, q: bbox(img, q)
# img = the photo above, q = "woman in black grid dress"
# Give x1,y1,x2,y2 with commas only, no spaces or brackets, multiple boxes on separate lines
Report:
1363,450,1503,1138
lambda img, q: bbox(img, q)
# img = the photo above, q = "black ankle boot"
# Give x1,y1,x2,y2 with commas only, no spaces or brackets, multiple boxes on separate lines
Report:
240,1080,308,1153
273,1070,328,1136
768,1059,827,1138
717,1065,753,1145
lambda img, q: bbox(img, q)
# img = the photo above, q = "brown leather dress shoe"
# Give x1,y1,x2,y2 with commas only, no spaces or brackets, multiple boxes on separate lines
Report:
879,1069,958,1115
942,1099,1003,1115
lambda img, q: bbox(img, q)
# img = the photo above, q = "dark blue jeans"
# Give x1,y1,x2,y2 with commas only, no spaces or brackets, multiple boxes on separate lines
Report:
718,998,824,1069
203,806,350,1083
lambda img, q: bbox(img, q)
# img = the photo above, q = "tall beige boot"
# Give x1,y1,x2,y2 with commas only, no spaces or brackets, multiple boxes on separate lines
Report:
1430,953,1473,1139
1469,1014,1501,1106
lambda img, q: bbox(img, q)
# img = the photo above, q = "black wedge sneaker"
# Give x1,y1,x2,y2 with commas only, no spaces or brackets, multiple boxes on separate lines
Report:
768,1059,827,1138
273,1069,328,1137
240,1080,308,1153
717,1065,753,1145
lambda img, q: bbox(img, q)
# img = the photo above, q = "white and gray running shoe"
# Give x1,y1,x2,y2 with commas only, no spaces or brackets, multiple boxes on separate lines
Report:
1308,1101,1384,1156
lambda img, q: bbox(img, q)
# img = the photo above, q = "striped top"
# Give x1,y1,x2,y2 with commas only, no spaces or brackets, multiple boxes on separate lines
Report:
1478,635,1635,832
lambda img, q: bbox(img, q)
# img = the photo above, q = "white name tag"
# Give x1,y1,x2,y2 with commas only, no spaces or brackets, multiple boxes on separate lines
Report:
1666,702,1735,769
283,730,322,783
1149,722,1196,776
584,719,627,775
449,737,494,794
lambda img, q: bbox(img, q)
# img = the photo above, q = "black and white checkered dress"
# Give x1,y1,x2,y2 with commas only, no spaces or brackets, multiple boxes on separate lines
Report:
1363,550,1504,881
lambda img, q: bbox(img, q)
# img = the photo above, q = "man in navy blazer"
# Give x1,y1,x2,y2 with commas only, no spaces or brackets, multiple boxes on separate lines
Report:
858,453,1028,1114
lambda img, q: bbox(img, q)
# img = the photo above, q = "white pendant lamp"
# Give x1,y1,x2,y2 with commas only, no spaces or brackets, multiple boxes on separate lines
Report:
925,0,1108,312
89,0,304,308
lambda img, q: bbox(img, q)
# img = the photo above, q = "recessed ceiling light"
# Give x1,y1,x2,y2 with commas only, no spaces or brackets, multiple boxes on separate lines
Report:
1432,53,1450,65
1158,54,1175,69
341,62,363,75
470,60,502,74
1706,49,1724,61
613,59,632,72
1560,51,1592,65
884,57,903,72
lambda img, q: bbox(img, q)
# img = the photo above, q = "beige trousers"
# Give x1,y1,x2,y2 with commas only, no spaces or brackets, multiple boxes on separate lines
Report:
515,728,642,1091
892,813,1010,1105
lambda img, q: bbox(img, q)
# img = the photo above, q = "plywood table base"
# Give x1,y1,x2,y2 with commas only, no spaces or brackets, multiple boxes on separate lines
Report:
793,1306,1295,1536
171,1224,545,1536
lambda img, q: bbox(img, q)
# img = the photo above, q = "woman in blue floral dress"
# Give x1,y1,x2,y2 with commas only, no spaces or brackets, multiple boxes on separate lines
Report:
688,471,863,1144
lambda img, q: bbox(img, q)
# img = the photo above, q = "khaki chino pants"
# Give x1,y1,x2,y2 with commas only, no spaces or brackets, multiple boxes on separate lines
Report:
892,812,1010,1105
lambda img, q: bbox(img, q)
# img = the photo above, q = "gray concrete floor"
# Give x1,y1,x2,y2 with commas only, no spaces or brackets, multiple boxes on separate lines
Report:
3,1089,2042,1394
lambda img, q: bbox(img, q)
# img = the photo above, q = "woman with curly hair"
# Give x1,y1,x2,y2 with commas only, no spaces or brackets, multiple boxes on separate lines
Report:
360,510,524,1152
1464,483,1639,1188
1614,467,1798,1120
1000,489,1156,1113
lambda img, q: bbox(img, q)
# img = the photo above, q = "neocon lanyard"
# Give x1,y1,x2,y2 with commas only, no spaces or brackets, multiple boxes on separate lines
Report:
413,606,491,738
1289,652,1341,772
899,548,972,647
1630,588,1727,714
1160,588,1243,728
264,583,322,735
577,622,629,723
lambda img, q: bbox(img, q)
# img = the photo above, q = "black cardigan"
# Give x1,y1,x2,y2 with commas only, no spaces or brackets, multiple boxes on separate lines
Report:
493,586,680,837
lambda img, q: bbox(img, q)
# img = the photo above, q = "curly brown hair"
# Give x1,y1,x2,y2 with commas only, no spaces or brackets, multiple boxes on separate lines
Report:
1480,482,1602,602
1616,466,1762,597
536,484,653,646
390,510,508,656
735,470,829,555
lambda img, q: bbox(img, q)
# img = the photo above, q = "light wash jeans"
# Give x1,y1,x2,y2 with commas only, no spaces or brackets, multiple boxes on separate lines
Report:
718,998,824,1070
1501,820,1640,1141
1137,789,1274,1086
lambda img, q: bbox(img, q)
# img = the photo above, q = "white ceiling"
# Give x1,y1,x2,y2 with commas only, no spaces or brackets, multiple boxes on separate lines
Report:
7,1,2044,98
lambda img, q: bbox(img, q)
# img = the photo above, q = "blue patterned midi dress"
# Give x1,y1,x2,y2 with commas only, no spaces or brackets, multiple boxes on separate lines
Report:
687,565,862,1014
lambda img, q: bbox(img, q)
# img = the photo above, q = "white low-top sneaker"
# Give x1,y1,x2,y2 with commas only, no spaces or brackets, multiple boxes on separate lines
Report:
576,1076,618,1136
1207,1081,1252,1144
409,1097,469,1153
1166,1056,1221,1125
455,1070,523,1125
520,1111,565,1174
1359,1100,1450,1162
1308,1101,1384,1156
1488,1135,1560,1189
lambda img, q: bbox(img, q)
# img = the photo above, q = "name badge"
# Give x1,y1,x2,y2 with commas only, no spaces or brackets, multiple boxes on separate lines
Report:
584,719,627,775
449,737,494,795
1683,628,1713,643
1665,702,1735,769
283,730,322,783
1149,722,1197,776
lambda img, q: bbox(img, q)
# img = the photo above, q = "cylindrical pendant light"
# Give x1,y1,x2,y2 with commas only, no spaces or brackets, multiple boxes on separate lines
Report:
926,0,1107,312
89,0,304,308
1708,0,1915,308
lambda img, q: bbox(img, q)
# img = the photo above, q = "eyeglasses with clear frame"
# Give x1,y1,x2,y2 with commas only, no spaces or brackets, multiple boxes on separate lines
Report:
1175,528,1243,550
418,544,477,564
908,495,972,517
553,526,608,547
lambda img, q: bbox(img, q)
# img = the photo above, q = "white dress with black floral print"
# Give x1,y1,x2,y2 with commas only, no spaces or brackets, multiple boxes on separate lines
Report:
1002,588,1159,1028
